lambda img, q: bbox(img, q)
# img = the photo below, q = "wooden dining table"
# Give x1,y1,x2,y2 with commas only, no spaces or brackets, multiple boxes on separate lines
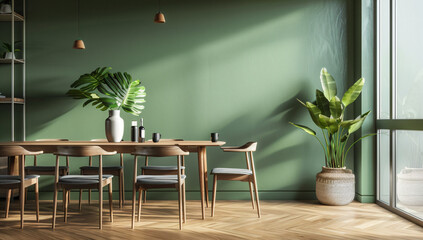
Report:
0,140,226,220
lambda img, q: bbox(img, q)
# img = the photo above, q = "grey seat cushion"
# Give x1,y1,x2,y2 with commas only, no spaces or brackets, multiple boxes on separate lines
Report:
141,166,185,171
136,175,186,185
80,166,123,171
0,175,40,185
59,175,113,184
25,166,69,172
211,168,252,175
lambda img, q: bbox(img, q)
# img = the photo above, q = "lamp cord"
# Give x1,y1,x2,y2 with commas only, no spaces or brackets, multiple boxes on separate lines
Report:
76,0,80,38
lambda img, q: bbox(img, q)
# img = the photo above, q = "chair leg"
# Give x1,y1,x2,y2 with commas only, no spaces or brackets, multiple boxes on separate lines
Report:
121,170,125,206
211,174,217,217
62,191,66,212
35,181,40,222
79,189,83,212
99,187,103,229
20,185,24,229
25,188,28,203
253,180,261,218
118,174,122,209
248,182,255,209
137,190,141,222
5,189,11,218
178,185,183,230
109,183,113,223
52,187,58,229
64,190,68,223
143,190,147,203
131,186,136,229
182,183,186,223
88,189,91,205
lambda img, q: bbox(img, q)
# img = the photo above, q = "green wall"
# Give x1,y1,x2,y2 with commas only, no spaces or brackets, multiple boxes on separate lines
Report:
1,0,360,200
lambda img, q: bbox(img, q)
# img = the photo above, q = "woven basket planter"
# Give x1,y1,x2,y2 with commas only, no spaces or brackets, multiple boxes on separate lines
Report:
316,167,355,206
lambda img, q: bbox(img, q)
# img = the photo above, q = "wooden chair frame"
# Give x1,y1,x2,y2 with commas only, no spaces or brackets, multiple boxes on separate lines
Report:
211,142,261,218
24,139,70,204
131,146,189,230
141,139,184,204
0,146,42,229
52,146,116,229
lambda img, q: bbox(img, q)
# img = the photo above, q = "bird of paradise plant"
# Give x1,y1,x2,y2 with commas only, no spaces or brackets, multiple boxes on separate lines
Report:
290,68,374,168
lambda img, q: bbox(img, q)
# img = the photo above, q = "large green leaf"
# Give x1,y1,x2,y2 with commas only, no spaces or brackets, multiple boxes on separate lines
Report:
70,67,111,92
100,72,146,116
67,67,146,115
348,110,371,134
289,122,316,136
318,114,339,134
305,102,322,128
342,78,365,107
320,68,337,100
316,90,330,117
329,96,343,119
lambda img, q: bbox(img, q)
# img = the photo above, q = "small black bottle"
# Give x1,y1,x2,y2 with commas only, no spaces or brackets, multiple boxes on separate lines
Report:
139,118,145,143
131,121,138,142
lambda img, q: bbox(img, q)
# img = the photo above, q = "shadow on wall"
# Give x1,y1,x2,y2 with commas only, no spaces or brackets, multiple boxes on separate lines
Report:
211,82,317,197
25,0,311,137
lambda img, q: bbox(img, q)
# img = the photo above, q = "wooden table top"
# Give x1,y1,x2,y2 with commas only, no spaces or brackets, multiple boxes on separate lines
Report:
0,140,226,146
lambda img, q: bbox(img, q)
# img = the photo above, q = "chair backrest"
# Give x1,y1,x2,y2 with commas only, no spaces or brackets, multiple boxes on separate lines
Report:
90,139,108,142
0,146,43,157
132,146,189,157
54,146,116,157
221,142,257,152
35,139,69,142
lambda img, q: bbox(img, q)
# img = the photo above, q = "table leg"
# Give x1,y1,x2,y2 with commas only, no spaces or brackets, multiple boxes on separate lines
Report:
203,148,209,208
197,147,205,220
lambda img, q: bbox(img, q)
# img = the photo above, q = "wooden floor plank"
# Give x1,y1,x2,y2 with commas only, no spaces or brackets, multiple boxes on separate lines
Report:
0,200,422,239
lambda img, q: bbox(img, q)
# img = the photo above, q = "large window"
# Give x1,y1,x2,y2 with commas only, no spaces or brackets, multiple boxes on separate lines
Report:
377,0,423,226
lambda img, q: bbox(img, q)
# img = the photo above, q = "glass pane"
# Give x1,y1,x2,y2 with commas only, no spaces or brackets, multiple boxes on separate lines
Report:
396,0,423,119
378,129,390,204
396,130,423,219
378,0,390,119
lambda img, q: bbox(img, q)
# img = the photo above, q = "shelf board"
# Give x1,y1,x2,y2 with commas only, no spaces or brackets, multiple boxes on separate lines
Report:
0,98,25,104
0,59,24,64
0,12,24,22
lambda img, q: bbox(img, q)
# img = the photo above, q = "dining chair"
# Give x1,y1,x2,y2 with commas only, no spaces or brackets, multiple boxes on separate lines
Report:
0,146,42,229
141,139,185,203
131,146,189,230
79,139,125,209
25,139,70,203
52,146,116,229
210,142,260,218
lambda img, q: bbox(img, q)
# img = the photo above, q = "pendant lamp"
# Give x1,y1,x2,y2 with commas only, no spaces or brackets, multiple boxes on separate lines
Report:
73,0,85,49
154,0,165,23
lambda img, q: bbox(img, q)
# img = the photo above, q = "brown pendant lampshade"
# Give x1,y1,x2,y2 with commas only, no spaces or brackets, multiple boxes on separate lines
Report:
154,12,165,23
73,39,85,49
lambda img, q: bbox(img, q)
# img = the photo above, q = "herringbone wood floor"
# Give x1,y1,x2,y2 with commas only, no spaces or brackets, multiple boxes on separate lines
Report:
0,200,422,240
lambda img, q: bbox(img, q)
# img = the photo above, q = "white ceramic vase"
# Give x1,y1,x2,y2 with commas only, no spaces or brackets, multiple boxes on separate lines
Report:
316,166,355,206
105,110,124,142
0,4,12,14
397,168,423,206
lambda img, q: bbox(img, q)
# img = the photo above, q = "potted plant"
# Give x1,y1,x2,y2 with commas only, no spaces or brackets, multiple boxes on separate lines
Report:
66,67,146,142
0,0,12,14
2,41,21,59
290,68,374,205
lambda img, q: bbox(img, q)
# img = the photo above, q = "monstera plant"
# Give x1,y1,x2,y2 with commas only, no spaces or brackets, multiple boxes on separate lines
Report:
290,68,374,206
66,67,146,142
66,67,146,116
